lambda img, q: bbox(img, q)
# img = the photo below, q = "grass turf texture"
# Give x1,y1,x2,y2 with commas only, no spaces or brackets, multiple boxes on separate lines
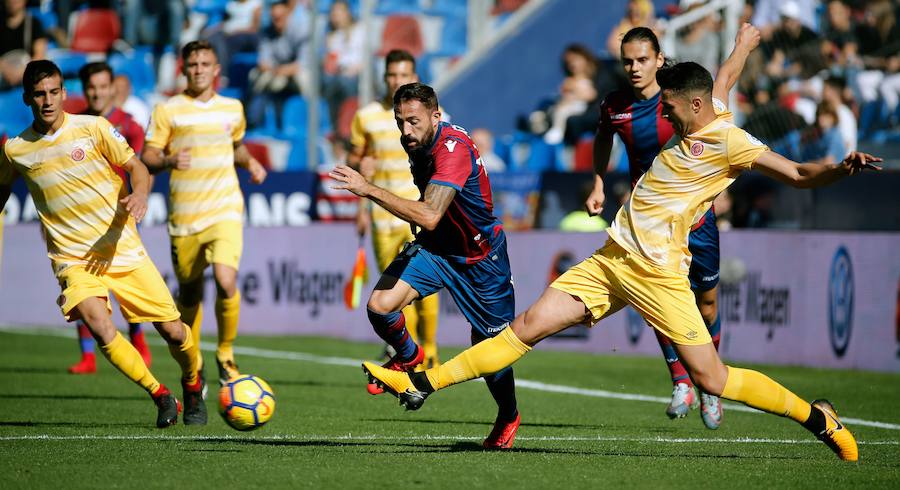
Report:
1,328,898,489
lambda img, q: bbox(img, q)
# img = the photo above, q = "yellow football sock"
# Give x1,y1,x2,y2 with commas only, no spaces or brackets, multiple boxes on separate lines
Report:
721,366,812,423
178,301,204,369
417,294,440,363
215,291,241,363
167,324,200,385
425,328,531,390
100,331,160,394
401,303,420,344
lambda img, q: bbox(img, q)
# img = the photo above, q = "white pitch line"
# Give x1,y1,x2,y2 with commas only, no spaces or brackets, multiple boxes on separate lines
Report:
2,326,900,432
0,434,897,445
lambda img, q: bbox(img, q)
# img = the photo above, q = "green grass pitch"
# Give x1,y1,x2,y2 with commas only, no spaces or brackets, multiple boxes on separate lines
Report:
1,327,898,489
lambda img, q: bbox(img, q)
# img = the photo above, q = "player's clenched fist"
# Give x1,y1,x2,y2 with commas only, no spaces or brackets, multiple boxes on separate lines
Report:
735,23,760,51
247,159,268,184
169,148,191,170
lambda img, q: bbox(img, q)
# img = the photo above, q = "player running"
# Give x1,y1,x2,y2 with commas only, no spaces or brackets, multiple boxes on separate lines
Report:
0,60,207,427
68,61,153,375
331,83,520,449
363,61,880,462
142,40,267,387
587,25,758,428
348,50,440,369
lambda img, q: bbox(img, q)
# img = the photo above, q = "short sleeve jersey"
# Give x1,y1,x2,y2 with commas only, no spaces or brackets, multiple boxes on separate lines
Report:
409,122,503,264
350,100,420,232
145,93,246,236
608,99,769,274
81,107,146,182
0,113,147,275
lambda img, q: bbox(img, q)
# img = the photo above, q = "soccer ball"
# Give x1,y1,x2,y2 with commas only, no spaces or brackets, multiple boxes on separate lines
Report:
218,375,276,431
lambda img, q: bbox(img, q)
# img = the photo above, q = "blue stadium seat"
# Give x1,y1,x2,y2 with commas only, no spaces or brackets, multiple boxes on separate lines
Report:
0,90,35,136
281,96,332,139
374,0,422,15
108,49,156,96
227,52,258,97
192,0,228,26
424,2,467,17
285,136,309,170
50,50,88,78
27,7,58,30
318,0,361,17
431,16,467,57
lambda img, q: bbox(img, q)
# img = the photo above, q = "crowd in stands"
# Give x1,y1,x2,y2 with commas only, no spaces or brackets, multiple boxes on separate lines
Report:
0,0,895,230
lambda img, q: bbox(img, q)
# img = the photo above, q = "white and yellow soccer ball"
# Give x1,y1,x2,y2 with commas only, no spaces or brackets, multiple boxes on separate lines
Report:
218,375,276,431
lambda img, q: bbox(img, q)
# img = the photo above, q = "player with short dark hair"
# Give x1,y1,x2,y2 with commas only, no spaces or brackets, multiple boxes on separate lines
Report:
364,61,881,462
348,49,440,371
332,82,520,449
0,60,206,427
142,40,268,388
583,24,762,428
68,60,153,375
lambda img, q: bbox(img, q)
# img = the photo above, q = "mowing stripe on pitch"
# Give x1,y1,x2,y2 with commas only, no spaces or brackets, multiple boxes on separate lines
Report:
2,326,899,432
0,434,897,445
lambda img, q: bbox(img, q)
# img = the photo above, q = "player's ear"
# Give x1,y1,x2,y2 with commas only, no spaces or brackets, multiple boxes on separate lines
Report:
656,52,665,69
691,96,702,113
431,110,441,126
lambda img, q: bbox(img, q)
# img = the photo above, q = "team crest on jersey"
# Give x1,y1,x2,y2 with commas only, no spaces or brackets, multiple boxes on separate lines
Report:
224,121,233,133
690,142,704,156
71,147,85,161
109,125,126,142
444,140,457,153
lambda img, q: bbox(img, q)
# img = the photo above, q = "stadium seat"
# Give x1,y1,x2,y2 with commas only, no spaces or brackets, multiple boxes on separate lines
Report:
70,8,121,53
227,52,258,98
49,50,88,78
378,15,424,57
243,140,272,169
431,16,467,57
492,0,528,15
62,95,87,114
280,96,332,139
0,90,34,135
285,136,309,170
336,96,358,139
572,137,594,172
318,0,361,16
107,50,156,96
192,0,228,26
374,0,422,16
27,7,58,30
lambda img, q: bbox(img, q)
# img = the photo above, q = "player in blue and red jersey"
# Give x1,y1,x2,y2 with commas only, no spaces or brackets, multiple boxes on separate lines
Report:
586,25,760,429
67,61,153,375
331,82,520,449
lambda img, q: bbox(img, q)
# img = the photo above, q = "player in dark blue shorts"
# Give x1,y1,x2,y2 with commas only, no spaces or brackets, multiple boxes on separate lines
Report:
586,26,758,428
330,82,521,449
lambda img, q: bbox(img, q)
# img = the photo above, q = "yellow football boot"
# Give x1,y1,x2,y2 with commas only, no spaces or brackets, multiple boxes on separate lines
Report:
812,399,859,462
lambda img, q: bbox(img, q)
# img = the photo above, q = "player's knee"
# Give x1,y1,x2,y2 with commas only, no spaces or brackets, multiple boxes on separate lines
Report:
690,365,727,396
155,320,186,344
214,276,237,298
699,301,717,325
81,315,116,344
367,291,399,315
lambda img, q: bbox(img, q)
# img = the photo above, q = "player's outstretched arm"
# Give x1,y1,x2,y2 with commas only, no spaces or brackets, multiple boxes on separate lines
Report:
587,126,614,216
142,146,190,174
330,165,455,231
119,156,151,222
753,150,882,189
0,155,19,211
234,142,267,184
712,23,760,102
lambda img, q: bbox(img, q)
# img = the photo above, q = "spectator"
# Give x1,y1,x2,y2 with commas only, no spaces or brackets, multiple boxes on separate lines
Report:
322,0,364,128
822,0,862,70
821,76,857,152
113,74,151,129
762,1,826,80
855,0,900,124
0,0,47,89
246,0,309,129
543,44,598,145
606,0,656,58
203,0,263,81
752,0,818,34
802,102,846,164
122,0,185,52
471,128,507,173
674,1,722,74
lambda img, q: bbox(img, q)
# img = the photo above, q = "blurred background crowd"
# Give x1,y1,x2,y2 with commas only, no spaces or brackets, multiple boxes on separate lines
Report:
1,0,897,231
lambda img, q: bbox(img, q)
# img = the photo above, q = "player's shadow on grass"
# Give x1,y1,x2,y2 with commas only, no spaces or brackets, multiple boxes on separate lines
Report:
0,366,67,374
261,379,360,389
363,417,608,431
0,393,146,401
198,438,382,450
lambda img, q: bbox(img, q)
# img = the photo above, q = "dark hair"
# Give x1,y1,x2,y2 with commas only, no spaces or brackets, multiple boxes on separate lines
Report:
824,75,846,90
182,40,217,62
78,62,113,87
621,26,661,55
393,82,438,111
656,61,712,96
562,43,597,77
385,49,416,71
815,101,838,121
22,60,62,94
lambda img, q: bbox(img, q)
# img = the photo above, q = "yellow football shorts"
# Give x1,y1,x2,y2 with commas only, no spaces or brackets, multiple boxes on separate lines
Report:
372,226,415,271
56,258,180,323
551,239,711,345
170,221,243,283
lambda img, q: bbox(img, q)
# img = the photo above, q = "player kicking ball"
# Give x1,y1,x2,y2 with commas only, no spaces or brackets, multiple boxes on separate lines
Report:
363,62,880,461
0,60,207,428
331,83,521,449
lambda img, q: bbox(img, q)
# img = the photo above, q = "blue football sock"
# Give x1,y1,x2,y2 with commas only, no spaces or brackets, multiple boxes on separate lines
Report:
484,367,518,421
367,308,417,361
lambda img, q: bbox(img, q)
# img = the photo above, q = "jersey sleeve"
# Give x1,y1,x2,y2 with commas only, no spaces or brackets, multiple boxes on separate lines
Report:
232,103,247,144
95,117,136,167
144,103,172,150
726,127,769,172
349,111,367,149
429,138,472,191
712,97,734,123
